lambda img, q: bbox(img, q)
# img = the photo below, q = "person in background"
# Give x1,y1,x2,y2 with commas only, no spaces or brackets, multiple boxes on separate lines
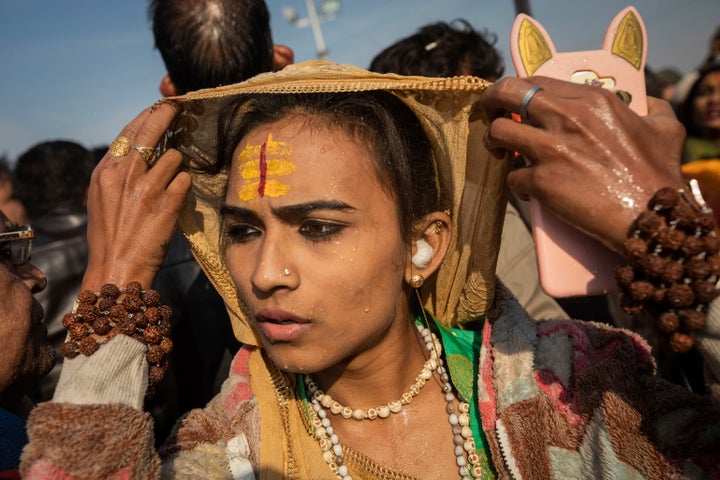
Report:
700,25,720,72
150,0,293,98
655,66,683,102
644,66,663,99
671,24,720,114
0,210,53,479
369,19,504,80
679,62,720,164
369,19,568,321
91,145,109,165
667,54,720,395
12,140,95,402
147,0,294,438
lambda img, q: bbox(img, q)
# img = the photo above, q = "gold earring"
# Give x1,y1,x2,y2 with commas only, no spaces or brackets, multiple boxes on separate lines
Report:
434,221,443,234
409,274,424,288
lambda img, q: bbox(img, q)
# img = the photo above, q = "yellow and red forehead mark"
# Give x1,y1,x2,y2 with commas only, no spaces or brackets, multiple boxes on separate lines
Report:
236,133,296,201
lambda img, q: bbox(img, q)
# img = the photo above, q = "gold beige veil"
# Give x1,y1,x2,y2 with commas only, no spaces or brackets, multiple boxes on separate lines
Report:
164,60,508,346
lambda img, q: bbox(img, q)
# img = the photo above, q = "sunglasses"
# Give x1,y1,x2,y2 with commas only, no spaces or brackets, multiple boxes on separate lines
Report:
0,224,34,266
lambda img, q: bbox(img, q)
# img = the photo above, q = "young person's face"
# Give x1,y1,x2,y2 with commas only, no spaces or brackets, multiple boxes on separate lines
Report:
692,70,720,136
0,210,54,400
221,117,411,373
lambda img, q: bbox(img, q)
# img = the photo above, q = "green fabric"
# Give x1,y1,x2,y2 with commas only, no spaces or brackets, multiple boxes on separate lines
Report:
682,136,720,164
418,312,496,480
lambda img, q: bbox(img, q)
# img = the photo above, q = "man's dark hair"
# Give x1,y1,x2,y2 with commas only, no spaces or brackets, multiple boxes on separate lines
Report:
14,140,95,219
149,0,275,94
369,19,504,80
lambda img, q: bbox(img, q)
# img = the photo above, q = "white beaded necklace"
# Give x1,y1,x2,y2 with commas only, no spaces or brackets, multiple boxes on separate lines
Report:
304,324,482,480
307,330,439,421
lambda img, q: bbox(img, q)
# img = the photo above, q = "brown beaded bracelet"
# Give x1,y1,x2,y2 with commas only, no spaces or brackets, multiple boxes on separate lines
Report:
60,282,173,397
617,181,720,353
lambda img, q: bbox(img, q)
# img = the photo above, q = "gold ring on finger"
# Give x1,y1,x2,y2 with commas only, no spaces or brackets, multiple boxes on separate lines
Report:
133,146,158,167
109,136,132,157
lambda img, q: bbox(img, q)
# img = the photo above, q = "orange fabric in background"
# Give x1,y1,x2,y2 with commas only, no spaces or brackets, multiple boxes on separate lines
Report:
682,159,720,222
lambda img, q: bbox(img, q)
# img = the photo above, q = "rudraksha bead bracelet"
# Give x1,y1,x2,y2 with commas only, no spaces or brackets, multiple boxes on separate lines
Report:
617,181,720,353
61,281,173,397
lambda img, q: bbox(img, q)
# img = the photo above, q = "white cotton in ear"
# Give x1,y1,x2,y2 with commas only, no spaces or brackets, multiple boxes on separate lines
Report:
411,239,433,269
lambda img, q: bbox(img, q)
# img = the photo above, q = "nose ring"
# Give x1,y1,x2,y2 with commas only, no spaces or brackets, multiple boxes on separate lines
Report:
282,268,291,276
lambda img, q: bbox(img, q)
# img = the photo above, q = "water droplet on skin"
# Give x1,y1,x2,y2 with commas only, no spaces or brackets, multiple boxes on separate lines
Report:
621,197,635,208
363,307,370,313
603,168,646,211
399,409,410,427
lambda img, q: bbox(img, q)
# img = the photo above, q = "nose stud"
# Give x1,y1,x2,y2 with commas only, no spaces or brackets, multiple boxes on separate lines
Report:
282,268,291,276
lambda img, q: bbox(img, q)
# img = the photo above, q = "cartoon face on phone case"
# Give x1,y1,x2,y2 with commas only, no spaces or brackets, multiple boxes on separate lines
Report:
512,6,647,115
508,7,648,298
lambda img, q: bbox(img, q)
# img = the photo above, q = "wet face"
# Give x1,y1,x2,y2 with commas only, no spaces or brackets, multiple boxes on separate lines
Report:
692,70,720,137
221,117,410,373
0,210,54,402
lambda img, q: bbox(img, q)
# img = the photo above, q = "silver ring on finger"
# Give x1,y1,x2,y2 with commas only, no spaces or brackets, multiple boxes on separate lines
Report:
519,85,543,122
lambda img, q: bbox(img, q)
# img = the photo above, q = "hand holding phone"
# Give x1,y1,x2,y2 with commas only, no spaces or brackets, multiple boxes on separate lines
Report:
509,6,648,297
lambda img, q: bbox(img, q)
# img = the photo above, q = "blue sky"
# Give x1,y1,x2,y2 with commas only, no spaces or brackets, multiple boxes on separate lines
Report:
0,0,717,161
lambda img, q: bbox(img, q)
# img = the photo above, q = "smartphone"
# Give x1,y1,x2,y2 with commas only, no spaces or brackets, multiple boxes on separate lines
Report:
509,6,648,297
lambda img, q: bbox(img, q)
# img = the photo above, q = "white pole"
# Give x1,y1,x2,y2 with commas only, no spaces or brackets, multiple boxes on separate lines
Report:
304,0,328,60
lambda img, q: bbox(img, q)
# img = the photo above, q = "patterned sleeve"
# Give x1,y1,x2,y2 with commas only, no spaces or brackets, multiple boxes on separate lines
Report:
20,337,260,479
532,317,720,477
21,402,160,479
20,335,160,478
159,346,260,479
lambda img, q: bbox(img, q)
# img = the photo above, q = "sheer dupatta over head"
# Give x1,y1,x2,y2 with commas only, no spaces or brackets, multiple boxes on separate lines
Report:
162,60,506,345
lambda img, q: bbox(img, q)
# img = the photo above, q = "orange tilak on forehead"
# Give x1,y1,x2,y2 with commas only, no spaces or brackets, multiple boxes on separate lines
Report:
236,133,296,201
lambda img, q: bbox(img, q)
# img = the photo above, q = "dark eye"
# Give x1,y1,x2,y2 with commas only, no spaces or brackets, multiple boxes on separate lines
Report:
299,221,344,241
225,223,262,243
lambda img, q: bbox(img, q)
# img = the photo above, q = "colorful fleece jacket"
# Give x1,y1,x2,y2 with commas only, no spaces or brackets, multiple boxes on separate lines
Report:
20,286,720,479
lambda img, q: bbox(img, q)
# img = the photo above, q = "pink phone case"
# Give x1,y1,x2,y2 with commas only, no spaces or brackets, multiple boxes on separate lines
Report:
510,6,648,297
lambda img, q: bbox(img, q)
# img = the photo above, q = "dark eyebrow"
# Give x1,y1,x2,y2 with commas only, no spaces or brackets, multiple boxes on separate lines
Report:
219,201,356,221
220,205,258,220
272,201,355,217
